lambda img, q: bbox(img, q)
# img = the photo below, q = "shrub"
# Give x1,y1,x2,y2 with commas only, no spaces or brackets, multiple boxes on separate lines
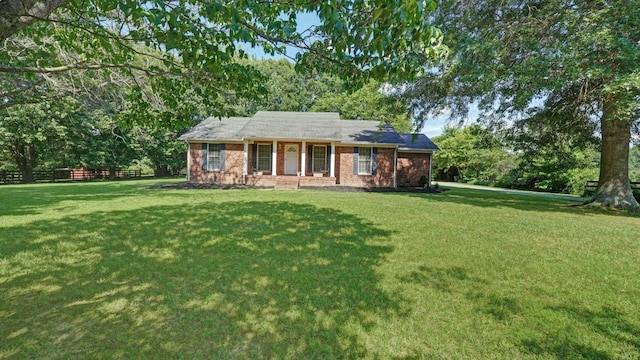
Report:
418,175,429,187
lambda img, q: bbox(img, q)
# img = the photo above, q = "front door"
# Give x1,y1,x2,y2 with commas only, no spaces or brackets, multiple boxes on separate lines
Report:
284,144,298,175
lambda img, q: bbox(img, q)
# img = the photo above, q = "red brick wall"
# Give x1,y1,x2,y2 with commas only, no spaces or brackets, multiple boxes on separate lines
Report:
397,152,431,187
189,143,244,184
336,146,394,187
188,142,427,188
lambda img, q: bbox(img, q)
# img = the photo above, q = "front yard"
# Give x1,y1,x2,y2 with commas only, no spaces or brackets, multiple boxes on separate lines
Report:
1,179,638,359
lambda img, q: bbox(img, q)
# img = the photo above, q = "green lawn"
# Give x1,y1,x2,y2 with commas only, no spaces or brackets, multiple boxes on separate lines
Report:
1,179,639,359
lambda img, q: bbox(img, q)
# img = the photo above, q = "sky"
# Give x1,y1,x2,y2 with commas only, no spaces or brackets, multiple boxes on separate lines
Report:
242,12,450,138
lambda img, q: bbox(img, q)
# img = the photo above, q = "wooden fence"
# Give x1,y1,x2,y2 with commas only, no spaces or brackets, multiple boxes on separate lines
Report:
584,180,640,195
0,169,142,184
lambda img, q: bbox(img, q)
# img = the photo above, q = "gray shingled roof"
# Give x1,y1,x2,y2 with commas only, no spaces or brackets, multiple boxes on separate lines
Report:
179,116,250,141
340,121,405,144
179,111,438,151
398,134,440,151
240,111,342,140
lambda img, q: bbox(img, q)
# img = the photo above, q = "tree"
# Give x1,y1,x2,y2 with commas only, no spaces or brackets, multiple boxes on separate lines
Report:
311,81,413,132
228,59,413,131
630,145,640,181
0,97,80,182
1,0,446,128
498,107,601,193
70,109,141,177
135,127,186,177
405,0,640,209
227,59,343,116
431,125,511,182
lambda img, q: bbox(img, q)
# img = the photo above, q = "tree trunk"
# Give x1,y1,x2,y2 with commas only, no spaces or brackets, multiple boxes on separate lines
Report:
589,104,639,210
154,165,171,177
0,0,67,42
14,140,36,183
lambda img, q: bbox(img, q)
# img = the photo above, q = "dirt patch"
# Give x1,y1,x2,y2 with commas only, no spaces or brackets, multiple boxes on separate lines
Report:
147,182,448,193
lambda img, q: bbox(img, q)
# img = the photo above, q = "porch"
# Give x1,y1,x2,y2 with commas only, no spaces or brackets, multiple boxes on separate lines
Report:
245,174,337,189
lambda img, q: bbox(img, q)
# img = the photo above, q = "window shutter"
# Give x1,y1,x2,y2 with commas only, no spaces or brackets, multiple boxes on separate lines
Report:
251,144,257,170
220,144,226,171
353,147,359,175
326,145,331,171
308,144,313,172
372,148,378,175
201,143,208,171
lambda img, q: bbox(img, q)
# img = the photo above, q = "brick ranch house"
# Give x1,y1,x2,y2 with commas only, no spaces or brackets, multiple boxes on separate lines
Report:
179,111,439,188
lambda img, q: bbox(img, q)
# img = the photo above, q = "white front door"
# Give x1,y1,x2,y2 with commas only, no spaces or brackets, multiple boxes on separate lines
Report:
284,144,298,175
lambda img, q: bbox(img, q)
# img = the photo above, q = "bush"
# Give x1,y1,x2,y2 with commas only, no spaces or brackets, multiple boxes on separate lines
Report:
565,167,599,196
418,175,429,187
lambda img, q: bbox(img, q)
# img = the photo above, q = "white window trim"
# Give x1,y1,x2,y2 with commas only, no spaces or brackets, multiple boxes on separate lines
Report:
312,145,328,173
207,144,222,171
358,147,373,175
256,143,272,172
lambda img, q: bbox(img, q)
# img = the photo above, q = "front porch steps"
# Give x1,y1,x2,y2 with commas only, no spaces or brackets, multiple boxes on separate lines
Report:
274,176,299,190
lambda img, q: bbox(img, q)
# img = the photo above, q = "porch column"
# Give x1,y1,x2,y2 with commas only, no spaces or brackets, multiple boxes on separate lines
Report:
330,142,336,178
272,140,277,176
242,140,248,184
301,141,306,176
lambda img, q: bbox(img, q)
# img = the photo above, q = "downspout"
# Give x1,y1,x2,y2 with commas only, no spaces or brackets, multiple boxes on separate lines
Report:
393,147,397,188
242,140,248,185
428,152,433,188
186,141,191,182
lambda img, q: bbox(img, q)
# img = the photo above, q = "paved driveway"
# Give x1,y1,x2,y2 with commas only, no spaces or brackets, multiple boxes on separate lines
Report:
436,181,585,202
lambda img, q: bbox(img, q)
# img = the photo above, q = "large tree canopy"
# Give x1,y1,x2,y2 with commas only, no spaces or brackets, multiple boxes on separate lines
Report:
405,0,640,209
1,0,446,127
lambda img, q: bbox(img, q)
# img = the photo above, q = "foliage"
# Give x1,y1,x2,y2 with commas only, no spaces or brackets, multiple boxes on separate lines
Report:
631,145,640,181
418,175,429,187
228,60,413,131
432,125,513,183
134,127,186,176
1,0,446,128
1,179,639,358
311,80,413,132
404,0,640,208
226,59,342,116
0,97,84,181
500,121,601,194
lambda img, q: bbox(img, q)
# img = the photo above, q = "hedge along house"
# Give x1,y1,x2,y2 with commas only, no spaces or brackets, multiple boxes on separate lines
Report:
178,111,439,188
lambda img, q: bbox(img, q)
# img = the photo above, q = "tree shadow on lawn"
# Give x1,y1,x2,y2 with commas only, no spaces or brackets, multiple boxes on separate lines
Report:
0,201,397,358
519,304,640,359
385,188,640,218
399,265,640,359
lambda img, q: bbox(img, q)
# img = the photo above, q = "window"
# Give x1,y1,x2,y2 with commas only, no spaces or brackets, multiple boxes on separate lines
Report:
256,144,272,172
202,143,224,171
207,144,222,171
312,145,327,173
358,147,372,174
352,147,377,176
